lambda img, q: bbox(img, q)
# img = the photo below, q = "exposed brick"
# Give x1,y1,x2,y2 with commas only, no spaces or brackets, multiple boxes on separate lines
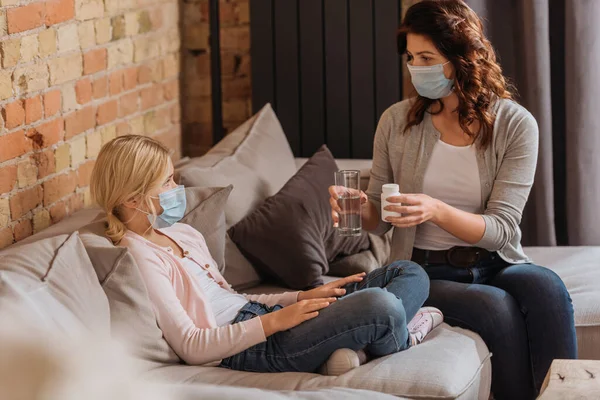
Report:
57,23,80,53
122,67,137,90
0,227,13,249
70,135,86,165
77,160,95,186
140,86,163,110
13,63,50,95
0,165,18,193
43,171,77,205
78,20,95,49
134,36,159,63
75,78,92,104
124,11,138,36
38,28,57,57
0,71,12,100
221,53,250,77
20,34,39,63
150,7,163,30
4,100,25,129
10,185,43,219
116,122,129,137
183,23,209,50
109,70,123,95
0,10,6,37
149,60,163,82
107,39,133,68
55,143,70,171
223,99,250,122
237,0,250,24
111,15,126,41
92,76,108,99
101,124,117,144
24,96,43,124
95,17,112,44
76,0,104,21
67,191,83,214
33,149,56,179
83,187,92,207
49,53,83,85
61,83,78,112
163,54,179,79
49,201,67,223
44,90,61,117
28,118,64,149
83,48,107,75
163,80,179,101
14,218,33,242
0,0,20,7
33,209,51,233
46,0,74,26
119,91,138,117
154,107,170,131
17,158,38,188
220,26,250,51
138,65,151,84
1,38,20,68
154,126,181,160
0,197,9,228
222,77,251,98
96,100,118,126
170,103,180,124
85,130,102,158
161,29,180,54
138,10,152,33
128,115,144,135
143,111,156,134
184,99,211,124
7,3,45,34
65,106,95,138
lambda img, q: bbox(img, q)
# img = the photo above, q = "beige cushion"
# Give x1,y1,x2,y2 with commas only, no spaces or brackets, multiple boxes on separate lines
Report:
142,323,491,399
79,222,181,364
177,103,297,228
525,246,600,360
181,186,233,273
223,235,261,291
0,233,110,337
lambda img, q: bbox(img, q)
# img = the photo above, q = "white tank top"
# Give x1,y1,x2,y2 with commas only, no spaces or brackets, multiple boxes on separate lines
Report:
180,257,248,326
413,140,482,251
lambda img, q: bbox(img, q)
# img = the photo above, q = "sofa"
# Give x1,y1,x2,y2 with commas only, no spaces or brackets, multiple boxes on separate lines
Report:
1,104,599,399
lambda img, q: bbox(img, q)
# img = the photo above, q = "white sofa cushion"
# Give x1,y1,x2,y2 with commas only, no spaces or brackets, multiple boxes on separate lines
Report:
142,323,491,400
0,233,110,337
525,246,600,360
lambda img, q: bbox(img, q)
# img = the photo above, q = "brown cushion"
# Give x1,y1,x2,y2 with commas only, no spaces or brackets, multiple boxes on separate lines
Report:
229,146,370,290
176,103,297,228
0,233,111,337
329,232,393,276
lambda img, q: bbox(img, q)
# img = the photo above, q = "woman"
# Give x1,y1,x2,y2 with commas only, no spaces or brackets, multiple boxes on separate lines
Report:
89,135,442,376
329,1,576,398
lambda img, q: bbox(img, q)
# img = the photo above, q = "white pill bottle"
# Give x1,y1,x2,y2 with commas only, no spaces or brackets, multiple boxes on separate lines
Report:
381,184,402,221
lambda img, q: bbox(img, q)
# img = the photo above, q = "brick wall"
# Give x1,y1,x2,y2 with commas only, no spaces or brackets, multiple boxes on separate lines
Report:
181,0,250,157
0,0,182,249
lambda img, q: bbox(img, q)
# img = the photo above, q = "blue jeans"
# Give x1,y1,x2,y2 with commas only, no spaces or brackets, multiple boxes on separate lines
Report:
219,261,429,373
421,252,577,400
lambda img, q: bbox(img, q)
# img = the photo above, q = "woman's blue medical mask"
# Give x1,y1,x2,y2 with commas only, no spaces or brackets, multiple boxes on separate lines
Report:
138,185,187,229
407,61,454,99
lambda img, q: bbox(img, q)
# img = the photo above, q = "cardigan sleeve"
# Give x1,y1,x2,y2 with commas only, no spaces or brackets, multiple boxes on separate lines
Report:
130,246,267,365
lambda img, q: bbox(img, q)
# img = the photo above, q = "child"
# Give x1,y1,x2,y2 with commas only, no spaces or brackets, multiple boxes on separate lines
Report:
90,135,443,375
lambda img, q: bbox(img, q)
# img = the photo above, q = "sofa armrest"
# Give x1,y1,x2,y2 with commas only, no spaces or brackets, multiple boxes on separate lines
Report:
294,158,373,191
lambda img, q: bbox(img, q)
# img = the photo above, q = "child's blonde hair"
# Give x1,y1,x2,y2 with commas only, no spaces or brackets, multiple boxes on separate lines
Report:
90,135,171,243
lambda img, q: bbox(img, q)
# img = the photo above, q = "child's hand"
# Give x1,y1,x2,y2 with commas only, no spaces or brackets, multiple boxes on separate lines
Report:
298,273,366,301
259,298,336,336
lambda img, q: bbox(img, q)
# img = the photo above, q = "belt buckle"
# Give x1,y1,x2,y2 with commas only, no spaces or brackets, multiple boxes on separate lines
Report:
447,247,479,268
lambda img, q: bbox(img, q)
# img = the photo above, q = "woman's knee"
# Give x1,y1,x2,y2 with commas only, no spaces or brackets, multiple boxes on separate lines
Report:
387,260,430,299
356,289,407,325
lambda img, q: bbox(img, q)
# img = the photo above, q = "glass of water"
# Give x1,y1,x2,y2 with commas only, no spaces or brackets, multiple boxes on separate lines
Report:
334,170,362,237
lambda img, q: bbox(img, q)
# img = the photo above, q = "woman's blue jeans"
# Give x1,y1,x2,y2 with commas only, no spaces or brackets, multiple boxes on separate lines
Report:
421,252,577,400
220,261,429,373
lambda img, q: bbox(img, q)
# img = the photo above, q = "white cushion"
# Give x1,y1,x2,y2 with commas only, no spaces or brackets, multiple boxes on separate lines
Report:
525,246,600,360
142,323,491,399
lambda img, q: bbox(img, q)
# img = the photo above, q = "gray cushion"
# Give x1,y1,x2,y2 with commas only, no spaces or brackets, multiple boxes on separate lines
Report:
229,146,370,290
0,233,110,338
181,186,233,273
177,103,297,228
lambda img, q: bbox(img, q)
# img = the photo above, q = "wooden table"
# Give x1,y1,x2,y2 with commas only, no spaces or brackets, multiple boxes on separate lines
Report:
538,360,600,399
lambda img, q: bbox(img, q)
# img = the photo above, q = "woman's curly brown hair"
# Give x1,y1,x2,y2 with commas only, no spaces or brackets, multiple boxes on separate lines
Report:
397,0,515,149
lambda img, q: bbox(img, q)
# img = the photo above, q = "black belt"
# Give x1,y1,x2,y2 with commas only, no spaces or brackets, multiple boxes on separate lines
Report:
411,246,491,268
